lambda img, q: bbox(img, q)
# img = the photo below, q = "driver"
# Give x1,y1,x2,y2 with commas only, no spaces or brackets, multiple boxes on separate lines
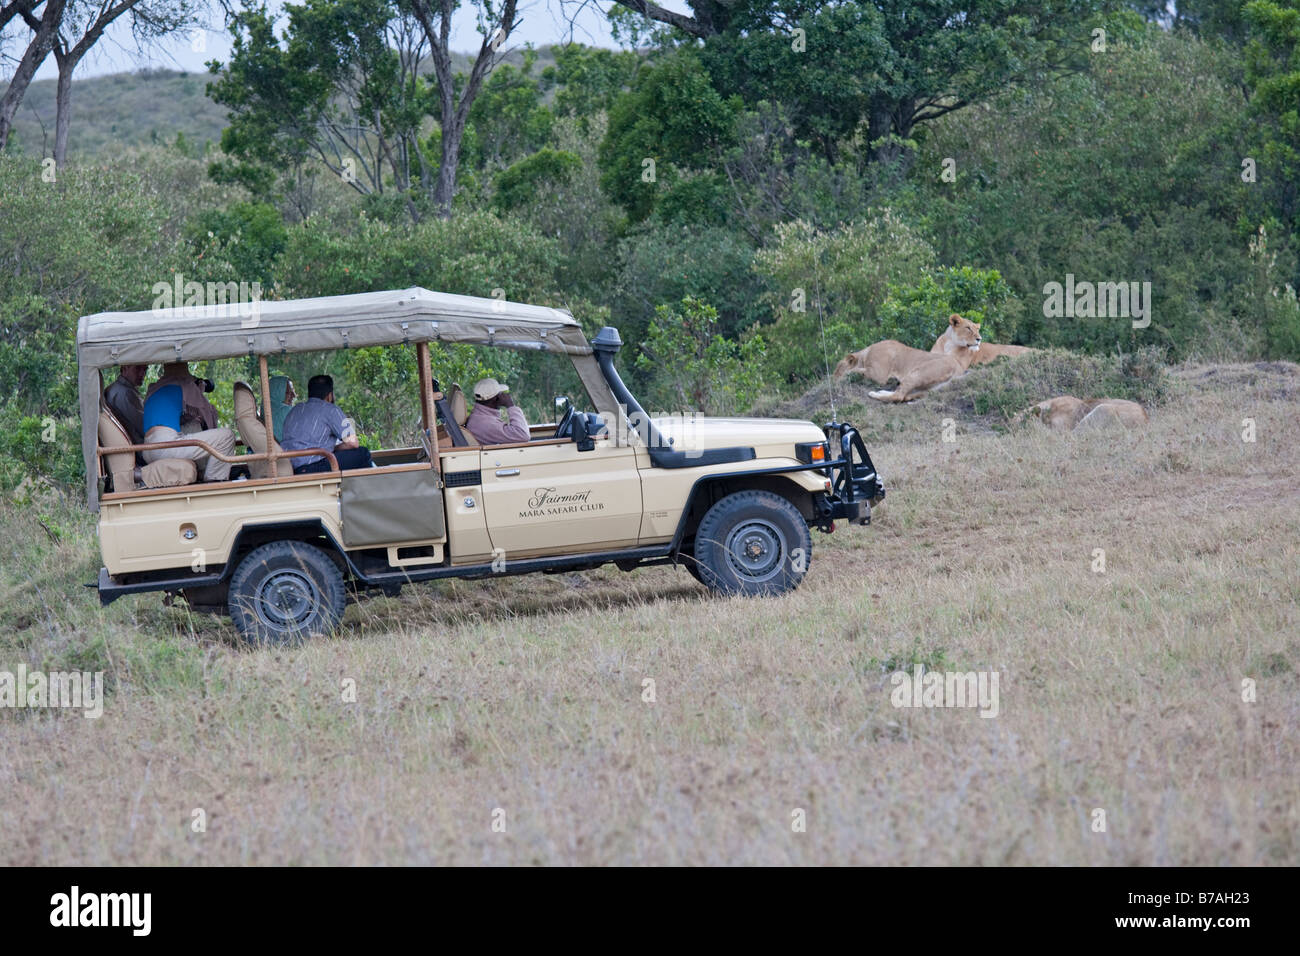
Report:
466,378,529,445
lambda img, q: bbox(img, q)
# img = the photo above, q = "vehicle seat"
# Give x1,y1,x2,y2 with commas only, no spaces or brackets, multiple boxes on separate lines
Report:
98,404,198,491
444,384,478,446
233,382,293,478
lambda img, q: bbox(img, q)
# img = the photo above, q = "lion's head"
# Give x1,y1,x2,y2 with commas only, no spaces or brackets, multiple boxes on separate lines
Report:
947,313,982,350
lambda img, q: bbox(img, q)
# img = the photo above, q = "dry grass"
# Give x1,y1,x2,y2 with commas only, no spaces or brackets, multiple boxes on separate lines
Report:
1,362,1297,865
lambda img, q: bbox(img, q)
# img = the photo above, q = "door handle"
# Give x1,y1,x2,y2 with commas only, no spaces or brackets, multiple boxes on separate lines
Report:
495,468,520,477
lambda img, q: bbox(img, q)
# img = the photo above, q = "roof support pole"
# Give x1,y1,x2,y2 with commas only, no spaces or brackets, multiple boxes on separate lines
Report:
416,341,439,470
259,354,279,481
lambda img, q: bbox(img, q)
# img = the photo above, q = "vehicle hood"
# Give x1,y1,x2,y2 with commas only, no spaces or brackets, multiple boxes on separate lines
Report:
650,415,824,458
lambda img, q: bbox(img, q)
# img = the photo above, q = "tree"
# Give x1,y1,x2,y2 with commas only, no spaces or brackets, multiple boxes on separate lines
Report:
49,0,200,163
0,0,69,151
208,0,433,221
598,52,737,222
606,0,1112,168
1246,0,1300,240
405,0,519,217
210,0,520,219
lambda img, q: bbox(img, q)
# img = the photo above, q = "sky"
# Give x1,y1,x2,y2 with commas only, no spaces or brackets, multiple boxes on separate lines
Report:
19,0,692,82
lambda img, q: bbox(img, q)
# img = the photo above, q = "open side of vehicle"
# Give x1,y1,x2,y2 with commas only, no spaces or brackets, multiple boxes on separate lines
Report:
78,287,884,643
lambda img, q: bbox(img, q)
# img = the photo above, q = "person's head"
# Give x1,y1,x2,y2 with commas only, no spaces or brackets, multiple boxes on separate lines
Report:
308,374,335,403
162,361,190,380
270,375,296,405
120,364,147,387
473,377,509,408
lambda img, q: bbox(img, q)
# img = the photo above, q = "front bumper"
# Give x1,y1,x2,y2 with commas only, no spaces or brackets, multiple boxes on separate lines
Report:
814,421,885,528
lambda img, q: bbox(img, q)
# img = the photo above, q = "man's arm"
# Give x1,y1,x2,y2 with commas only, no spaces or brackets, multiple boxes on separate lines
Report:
499,405,530,444
329,405,359,450
180,377,219,430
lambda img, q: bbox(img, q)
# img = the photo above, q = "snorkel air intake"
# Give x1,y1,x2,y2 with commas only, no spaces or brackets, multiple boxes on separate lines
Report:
591,325,667,451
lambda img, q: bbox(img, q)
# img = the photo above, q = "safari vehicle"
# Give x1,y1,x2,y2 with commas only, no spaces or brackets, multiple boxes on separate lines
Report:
78,288,884,643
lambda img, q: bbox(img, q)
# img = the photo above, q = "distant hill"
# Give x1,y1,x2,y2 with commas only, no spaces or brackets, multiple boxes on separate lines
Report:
10,69,230,157
8,47,563,159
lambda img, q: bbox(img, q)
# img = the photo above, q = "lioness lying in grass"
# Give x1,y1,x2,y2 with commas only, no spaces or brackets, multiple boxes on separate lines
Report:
931,313,1037,366
834,315,982,402
1014,395,1148,430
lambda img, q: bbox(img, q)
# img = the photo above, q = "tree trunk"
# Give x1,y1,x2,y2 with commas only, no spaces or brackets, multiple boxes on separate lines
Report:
0,0,68,151
53,46,76,165
434,116,462,220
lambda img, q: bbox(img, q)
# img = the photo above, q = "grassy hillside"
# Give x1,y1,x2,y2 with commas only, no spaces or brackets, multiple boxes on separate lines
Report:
7,47,563,158
1,361,1296,864
9,70,229,157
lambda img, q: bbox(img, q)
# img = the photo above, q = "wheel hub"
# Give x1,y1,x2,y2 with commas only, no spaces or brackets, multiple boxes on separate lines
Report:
258,569,319,628
725,519,784,583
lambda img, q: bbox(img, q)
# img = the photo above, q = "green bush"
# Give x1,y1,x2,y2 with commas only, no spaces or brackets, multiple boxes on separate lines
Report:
633,297,766,415
876,266,1021,349
0,409,83,491
751,211,937,387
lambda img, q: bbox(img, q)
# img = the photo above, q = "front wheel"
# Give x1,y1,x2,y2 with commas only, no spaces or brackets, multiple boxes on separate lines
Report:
228,540,347,645
692,490,812,597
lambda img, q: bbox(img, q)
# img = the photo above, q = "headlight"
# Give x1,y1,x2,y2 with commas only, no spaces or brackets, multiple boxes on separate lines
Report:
795,441,829,464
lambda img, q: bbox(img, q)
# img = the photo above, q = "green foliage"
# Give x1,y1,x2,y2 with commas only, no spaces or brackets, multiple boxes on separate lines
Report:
751,212,937,387
611,224,767,348
492,149,583,213
542,45,640,133
186,200,289,287
633,297,766,415
468,53,555,170
277,209,561,301
0,154,189,417
0,411,82,491
598,53,739,222
905,26,1280,358
876,267,1020,349
1245,0,1300,237
699,0,1110,165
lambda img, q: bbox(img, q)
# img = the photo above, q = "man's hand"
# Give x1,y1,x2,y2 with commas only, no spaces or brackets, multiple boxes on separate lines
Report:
334,436,360,451
499,392,515,408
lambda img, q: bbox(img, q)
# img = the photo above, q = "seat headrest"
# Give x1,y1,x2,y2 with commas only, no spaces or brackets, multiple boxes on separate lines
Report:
448,384,469,426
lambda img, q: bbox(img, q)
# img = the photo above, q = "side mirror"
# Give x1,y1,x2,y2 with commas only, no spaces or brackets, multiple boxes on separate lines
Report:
572,413,595,452
554,394,571,420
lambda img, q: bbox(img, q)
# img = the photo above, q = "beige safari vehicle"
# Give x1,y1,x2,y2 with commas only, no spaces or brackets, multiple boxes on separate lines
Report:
78,288,884,643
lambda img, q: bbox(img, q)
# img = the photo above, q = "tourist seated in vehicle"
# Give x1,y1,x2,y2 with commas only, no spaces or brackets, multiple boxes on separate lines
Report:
465,377,530,445
268,375,297,443
141,362,237,481
103,363,147,446
281,374,374,473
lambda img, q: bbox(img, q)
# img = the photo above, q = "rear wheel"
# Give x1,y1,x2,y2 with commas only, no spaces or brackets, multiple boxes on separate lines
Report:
228,541,347,645
692,490,812,597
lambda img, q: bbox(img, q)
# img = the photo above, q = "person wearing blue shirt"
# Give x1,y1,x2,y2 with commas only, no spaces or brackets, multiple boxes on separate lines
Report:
140,364,236,481
281,375,373,473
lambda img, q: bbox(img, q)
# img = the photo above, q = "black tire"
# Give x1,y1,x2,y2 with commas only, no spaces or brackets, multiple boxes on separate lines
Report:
692,490,813,597
228,541,347,645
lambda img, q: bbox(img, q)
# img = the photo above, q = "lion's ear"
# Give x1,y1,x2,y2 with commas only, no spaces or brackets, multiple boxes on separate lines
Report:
949,314,961,327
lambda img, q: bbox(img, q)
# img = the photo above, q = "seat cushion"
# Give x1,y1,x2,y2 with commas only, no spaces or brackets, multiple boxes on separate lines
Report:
141,458,198,488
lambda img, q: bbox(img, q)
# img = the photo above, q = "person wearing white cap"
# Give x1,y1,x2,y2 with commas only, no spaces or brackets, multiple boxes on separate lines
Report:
466,378,530,445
